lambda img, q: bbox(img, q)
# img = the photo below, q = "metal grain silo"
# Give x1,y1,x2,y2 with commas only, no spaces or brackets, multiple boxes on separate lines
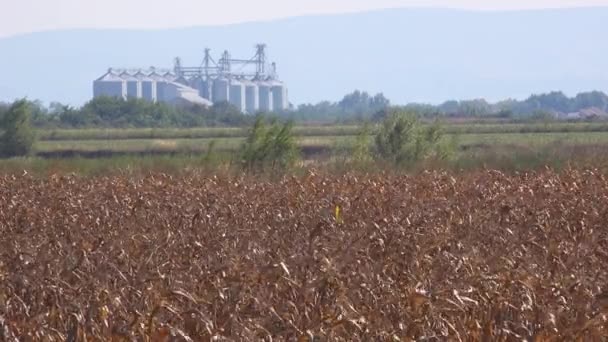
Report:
149,71,168,102
229,78,246,112
121,71,142,99
155,82,170,102
93,69,126,99
135,71,157,102
212,77,230,104
190,76,213,101
201,79,213,101
163,71,177,82
270,80,288,112
243,79,259,114
190,76,203,95
257,80,274,112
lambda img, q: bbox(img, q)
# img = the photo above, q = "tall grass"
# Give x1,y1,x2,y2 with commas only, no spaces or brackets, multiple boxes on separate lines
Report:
0,154,232,177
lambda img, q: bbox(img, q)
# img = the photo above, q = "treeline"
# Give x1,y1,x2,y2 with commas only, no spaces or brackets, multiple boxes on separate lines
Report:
412,90,608,119
2,90,608,129
0,97,254,128
288,90,608,122
287,90,391,122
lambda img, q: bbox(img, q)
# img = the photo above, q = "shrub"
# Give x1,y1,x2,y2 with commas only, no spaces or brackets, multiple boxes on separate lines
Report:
0,99,36,157
375,110,450,166
240,115,299,171
351,123,374,166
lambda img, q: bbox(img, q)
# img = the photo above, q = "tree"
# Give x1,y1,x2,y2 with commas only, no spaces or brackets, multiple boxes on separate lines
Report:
0,99,36,157
0,102,8,120
573,91,608,112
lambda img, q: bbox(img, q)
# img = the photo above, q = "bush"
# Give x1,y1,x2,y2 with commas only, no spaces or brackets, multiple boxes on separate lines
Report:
351,123,374,166
0,99,36,157
240,116,299,171
375,110,450,166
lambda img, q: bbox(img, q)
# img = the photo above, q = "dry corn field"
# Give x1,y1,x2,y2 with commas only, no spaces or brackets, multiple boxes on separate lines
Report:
1,169,608,341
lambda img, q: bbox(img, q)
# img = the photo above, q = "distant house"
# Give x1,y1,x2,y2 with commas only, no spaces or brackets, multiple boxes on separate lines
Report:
579,107,608,119
558,107,608,120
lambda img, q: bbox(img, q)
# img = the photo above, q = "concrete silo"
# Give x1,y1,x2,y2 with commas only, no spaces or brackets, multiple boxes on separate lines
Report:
243,79,259,114
257,80,274,112
93,69,126,99
229,78,246,112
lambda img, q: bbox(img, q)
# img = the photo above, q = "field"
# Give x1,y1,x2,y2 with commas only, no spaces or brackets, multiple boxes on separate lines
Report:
30,123,608,157
34,122,608,142
1,170,608,340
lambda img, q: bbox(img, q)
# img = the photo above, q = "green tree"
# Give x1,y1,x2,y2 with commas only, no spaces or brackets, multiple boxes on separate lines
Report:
375,110,449,166
0,99,36,157
240,115,299,171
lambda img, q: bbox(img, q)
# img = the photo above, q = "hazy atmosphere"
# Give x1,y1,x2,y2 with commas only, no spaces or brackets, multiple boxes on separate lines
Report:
2,0,608,37
1,6,607,105
4,2,608,340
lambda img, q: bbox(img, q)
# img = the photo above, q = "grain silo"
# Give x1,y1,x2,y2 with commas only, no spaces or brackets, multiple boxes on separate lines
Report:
257,80,274,112
148,71,167,101
190,76,213,102
229,78,246,112
270,80,288,112
201,79,213,101
93,69,126,99
212,77,230,103
243,79,259,114
135,71,157,102
121,71,141,99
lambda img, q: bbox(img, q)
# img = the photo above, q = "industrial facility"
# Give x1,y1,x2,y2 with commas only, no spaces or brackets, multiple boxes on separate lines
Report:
93,44,289,114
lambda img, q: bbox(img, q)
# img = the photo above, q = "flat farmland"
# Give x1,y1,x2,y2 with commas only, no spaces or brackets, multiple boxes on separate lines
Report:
34,132,608,154
34,122,608,141
1,170,607,340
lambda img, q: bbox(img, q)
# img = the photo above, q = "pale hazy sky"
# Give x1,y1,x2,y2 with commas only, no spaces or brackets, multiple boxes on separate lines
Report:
2,0,608,38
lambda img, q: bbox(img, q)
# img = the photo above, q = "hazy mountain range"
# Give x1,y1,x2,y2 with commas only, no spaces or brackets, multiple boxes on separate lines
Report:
0,7,607,106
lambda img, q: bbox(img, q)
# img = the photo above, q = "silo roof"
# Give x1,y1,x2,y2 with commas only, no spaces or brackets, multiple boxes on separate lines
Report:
95,69,123,82
134,71,154,81
119,72,138,81
148,72,166,81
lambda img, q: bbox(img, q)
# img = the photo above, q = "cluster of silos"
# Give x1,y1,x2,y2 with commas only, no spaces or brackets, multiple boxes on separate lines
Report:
94,66,289,114
194,77,287,114
94,68,170,102
93,69,212,107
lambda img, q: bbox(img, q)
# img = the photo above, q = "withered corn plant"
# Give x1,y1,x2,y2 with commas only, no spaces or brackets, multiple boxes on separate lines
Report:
0,169,607,340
